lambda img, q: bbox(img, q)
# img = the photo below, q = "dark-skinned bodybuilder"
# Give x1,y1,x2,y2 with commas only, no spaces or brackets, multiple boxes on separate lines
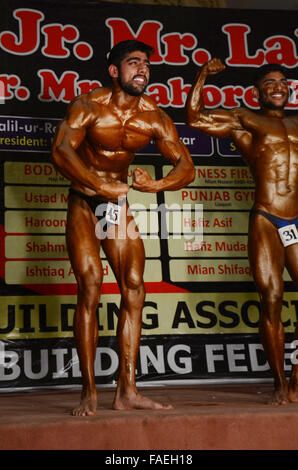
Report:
52,40,195,416
186,58,298,405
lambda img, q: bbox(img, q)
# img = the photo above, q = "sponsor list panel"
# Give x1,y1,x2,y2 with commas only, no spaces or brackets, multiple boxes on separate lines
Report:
4,161,291,288
164,164,258,283
4,162,162,286
163,164,294,283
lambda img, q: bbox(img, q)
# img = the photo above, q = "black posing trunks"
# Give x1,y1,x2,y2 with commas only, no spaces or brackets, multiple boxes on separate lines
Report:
69,187,125,232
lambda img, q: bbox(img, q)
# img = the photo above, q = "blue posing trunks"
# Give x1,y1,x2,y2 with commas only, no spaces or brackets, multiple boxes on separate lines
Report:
250,209,298,247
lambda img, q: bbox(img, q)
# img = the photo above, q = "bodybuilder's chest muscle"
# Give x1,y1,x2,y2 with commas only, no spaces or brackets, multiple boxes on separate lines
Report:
86,109,154,152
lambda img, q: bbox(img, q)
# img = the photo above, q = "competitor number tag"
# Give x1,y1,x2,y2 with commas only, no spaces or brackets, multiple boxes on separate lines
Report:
106,201,121,225
278,223,298,247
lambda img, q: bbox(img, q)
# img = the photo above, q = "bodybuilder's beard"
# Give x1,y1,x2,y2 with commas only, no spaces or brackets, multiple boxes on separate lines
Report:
118,76,147,96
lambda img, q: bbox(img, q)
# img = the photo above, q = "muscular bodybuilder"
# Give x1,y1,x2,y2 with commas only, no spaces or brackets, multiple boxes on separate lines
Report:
185,58,298,405
52,40,195,415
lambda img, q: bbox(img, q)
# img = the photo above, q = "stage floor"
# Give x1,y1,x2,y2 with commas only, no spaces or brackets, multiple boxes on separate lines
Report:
1,382,298,450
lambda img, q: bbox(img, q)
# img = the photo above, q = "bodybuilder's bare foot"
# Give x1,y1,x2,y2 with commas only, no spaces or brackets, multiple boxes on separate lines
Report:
270,384,289,405
72,389,98,416
113,391,173,411
288,379,298,403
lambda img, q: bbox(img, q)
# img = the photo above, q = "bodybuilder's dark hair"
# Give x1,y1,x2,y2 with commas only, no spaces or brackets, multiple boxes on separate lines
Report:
253,63,287,88
107,40,154,69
